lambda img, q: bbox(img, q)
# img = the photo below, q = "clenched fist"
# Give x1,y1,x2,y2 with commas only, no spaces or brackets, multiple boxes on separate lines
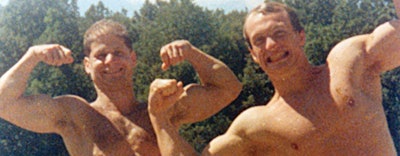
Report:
148,79,184,115
28,44,74,66
160,40,193,71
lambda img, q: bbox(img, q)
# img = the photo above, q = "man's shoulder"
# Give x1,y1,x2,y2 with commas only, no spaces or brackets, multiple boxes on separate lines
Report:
53,95,90,106
52,95,93,115
229,105,269,131
326,34,369,64
225,105,281,147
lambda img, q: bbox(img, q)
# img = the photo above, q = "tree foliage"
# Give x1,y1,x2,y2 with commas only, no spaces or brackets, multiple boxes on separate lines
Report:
0,0,399,154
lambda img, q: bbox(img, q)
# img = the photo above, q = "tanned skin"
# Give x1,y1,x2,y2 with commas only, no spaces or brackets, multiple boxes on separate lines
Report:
0,20,241,156
148,1,400,155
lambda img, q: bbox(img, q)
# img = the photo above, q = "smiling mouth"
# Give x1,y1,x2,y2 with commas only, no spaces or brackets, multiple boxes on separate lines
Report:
104,67,124,75
267,51,289,63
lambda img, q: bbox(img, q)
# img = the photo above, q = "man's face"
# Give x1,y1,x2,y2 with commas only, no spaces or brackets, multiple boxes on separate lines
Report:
84,34,136,87
244,10,305,75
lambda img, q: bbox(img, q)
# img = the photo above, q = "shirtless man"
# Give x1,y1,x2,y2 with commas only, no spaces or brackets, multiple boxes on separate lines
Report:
148,1,400,155
0,19,241,155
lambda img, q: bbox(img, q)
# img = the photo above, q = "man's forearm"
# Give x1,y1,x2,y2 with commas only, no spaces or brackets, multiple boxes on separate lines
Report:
0,51,40,101
185,46,241,90
150,114,198,156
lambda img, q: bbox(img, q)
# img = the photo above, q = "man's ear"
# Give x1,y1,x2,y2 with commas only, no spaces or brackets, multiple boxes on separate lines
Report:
299,30,306,47
84,57,91,74
130,51,137,67
249,48,260,64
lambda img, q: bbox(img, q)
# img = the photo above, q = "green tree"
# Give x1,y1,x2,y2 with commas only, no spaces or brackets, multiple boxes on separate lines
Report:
131,1,248,151
0,0,398,154
78,1,113,37
133,0,218,101
285,0,400,151
0,0,82,155
382,69,400,150
84,1,111,23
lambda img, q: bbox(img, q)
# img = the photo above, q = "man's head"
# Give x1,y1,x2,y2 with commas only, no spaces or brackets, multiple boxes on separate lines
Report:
243,2,307,75
243,2,303,49
83,19,137,88
84,19,133,56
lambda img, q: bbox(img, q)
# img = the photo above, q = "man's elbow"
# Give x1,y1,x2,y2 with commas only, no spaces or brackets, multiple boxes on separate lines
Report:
224,79,243,103
232,80,243,99
0,88,11,109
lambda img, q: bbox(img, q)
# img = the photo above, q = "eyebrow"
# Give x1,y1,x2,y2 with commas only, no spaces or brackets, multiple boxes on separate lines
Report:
252,22,287,37
271,21,288,30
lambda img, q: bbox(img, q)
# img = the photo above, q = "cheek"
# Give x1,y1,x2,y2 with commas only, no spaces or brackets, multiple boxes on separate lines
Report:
251,49,265,63
250,52,259,63
89,62,104,73
287,34,303,47
125,58,137,67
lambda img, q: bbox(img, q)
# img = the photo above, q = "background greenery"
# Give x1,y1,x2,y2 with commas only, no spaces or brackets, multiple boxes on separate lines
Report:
0,0,399,155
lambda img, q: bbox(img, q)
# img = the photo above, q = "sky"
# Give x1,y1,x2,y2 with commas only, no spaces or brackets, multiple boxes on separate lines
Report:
0,0,264,15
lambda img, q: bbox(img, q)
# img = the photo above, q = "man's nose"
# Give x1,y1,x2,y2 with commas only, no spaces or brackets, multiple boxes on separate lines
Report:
104,53,117,64
265,37,278,51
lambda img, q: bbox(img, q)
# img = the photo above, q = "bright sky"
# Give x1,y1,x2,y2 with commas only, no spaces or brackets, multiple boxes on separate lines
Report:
0,0,8,6
0,0,264,15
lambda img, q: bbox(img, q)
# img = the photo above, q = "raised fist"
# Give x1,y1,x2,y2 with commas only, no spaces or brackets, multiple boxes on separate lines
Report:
160,40,193,70
148,79,184,114
28,44,74,66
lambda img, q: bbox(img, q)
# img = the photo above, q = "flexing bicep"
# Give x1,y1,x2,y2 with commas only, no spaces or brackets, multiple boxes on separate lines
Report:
171,81,240,125
160,41,242,125
0,94,71,133
202,133,252,156
0,44,75,133
365,20,400,72
327,20,400,77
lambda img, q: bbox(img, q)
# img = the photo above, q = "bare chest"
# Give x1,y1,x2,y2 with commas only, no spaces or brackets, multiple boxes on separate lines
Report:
247,84,391,155
91,111,159,156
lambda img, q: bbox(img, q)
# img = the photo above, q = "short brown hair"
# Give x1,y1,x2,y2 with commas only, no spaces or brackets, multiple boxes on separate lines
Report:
83,19,132,56
243,2,303,49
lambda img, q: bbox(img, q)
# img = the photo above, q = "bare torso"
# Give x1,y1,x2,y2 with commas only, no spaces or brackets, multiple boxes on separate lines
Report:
58,101,160,156
234,64,396,155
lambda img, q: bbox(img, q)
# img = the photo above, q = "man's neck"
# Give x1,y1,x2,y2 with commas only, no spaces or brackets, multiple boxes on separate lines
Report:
269,63,322,97
94,84,138,115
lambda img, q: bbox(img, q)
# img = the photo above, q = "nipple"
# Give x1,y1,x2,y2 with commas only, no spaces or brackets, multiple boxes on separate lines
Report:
291,143,299,150
347,97,355,107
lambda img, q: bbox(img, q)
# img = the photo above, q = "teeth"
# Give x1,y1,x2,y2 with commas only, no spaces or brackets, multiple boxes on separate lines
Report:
104,68,123,74
268,51,288,63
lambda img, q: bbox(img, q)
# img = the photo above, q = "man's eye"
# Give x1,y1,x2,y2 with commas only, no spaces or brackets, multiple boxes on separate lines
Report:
253,37,265,46
96,54,106,59
274,31,286,38
115,51,123,56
